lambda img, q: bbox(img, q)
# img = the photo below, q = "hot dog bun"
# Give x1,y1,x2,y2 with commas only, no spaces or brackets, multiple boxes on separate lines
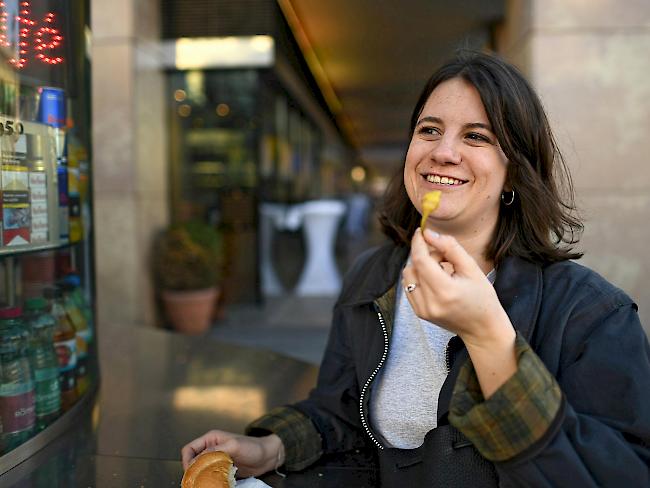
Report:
181,450,236,488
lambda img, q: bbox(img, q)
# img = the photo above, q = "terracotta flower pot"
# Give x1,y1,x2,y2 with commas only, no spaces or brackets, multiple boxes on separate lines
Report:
161,287,219,335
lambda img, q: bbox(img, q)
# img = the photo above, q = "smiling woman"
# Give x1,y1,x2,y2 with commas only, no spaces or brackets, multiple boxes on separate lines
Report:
403,77,509,273
181,50,650,488
380,52,583,266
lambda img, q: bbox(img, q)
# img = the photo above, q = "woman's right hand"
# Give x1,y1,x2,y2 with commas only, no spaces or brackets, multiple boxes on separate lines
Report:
181,430,284,478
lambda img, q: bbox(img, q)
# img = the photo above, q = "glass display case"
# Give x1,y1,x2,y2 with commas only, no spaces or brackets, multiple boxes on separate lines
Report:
0,0,94,470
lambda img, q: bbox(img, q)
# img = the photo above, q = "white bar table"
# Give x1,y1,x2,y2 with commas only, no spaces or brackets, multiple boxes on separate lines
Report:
259,203,287,296
286,200,346,296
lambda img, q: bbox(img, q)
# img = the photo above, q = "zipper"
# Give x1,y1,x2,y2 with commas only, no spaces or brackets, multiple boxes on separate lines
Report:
444,342,452,373
359,305,389,450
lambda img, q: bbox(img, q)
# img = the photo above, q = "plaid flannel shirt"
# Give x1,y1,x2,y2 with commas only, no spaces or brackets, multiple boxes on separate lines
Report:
449,331,562,461
246,405,323,471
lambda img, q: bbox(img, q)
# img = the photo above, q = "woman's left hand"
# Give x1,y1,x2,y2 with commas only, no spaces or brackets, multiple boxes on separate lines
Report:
403,229,518,397
402,228,511,346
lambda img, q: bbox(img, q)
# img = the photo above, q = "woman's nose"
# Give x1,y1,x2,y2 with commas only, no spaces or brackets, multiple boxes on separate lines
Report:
429,137,461,165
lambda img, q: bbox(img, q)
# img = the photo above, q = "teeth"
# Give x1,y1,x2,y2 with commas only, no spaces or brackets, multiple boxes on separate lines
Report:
426,174,463,186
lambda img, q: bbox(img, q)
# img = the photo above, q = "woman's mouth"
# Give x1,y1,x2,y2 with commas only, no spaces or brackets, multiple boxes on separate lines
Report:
423,173,467,186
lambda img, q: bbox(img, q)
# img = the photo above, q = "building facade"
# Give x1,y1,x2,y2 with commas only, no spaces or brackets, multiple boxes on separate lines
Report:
92,0,650,333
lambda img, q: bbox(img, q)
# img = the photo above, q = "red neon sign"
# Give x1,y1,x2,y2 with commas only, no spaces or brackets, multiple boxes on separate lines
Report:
0,1,64,68
34,12,63,64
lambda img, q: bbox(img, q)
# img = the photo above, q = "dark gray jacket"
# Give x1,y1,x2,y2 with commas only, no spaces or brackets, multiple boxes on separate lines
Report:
294,242,650,486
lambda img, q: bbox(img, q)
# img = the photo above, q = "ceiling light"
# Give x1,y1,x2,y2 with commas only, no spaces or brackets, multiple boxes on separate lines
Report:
174,89,186,102
178,104,191,117
173,36,275,69
351,166,366,183
216,103,230,117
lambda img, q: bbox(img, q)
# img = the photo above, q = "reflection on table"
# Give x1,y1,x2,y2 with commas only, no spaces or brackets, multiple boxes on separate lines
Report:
0,323,376,487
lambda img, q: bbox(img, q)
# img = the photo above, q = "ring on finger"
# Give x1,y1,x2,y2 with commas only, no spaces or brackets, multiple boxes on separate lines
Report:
405,283,417,293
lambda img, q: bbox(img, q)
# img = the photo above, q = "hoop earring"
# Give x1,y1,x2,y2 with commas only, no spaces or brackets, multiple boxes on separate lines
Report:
501,189,515,206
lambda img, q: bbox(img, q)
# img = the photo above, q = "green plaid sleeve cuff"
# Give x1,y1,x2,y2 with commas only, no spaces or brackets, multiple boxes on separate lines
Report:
449,332,562,462
245,406,323,471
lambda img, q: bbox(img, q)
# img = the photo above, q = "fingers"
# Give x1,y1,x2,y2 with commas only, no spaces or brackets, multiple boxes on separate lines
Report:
405,229,502,335
402,261,437,324
410,230,458,290
181,430,226,470
181,439,205,470
419,229,479,277
410,229,449,280
213,438,239,458
404,229,478,320
401,265,418,296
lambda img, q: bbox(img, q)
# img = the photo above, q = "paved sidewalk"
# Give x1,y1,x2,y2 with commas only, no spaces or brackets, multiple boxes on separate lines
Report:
208,224,384,365
208,296,336,365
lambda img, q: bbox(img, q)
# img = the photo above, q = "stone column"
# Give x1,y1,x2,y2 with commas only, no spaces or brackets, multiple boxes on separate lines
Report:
92,0,168,327
498,0,650,334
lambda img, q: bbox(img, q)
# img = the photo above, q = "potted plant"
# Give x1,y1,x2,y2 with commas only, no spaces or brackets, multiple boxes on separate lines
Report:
152,220,223,334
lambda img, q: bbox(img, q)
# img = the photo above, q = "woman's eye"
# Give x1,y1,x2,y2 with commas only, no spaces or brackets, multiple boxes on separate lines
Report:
419,126,441,136
466,132,491,143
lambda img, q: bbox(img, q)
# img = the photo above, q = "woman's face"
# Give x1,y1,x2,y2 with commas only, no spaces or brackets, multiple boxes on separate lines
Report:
404,77,508,238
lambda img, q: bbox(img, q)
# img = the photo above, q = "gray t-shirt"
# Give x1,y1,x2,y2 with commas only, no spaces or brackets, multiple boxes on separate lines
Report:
370,268,495,449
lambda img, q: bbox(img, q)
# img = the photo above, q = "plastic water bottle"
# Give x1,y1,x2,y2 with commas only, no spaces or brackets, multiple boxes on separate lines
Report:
24,297,61,430
0,306,36,453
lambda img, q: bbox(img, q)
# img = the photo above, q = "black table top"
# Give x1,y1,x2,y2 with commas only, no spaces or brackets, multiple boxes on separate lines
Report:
0,324,376,487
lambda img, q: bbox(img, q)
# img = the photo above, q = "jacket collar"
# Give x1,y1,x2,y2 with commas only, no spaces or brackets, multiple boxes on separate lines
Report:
338,242,409,307
342,241,544,342
492,256,543,343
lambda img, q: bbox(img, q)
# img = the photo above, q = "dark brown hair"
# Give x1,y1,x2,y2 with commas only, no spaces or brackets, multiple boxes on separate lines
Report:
378,49,583,265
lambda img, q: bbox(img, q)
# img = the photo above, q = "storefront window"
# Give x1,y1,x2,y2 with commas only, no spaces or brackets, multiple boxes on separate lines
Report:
168,66,331,303
0,0,94,458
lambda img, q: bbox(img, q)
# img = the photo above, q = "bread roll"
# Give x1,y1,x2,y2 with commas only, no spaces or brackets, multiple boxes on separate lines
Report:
181,451,236,488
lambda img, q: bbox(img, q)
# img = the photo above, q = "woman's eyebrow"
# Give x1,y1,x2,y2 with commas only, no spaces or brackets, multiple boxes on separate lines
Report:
417,116,443,126
464,122,493,132
416,117,493,132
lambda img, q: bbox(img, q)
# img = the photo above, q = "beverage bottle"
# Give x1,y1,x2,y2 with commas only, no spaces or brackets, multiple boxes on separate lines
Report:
24,297,61,430
0,306,36,453
62,273,93,343
66,131,82,243
57,142,69,243
45,288,77,411
27,133,50,244
60,280,89,395
37,86,68,243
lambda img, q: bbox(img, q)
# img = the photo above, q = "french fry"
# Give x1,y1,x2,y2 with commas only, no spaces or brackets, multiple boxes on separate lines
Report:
420,190,441,231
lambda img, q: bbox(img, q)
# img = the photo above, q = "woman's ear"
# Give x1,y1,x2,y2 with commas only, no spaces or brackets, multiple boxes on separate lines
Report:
502,169,513,192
